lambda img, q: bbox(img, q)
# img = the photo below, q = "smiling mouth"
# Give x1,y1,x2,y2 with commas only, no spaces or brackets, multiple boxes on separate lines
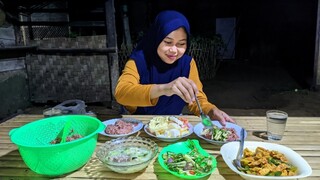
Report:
167,55,177,60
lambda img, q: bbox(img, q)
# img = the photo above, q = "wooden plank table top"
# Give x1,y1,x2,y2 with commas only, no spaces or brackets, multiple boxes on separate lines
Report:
0,114,319,179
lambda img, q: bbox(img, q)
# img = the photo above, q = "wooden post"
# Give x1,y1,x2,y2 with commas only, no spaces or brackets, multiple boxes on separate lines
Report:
122,4,132,47
313,0,320,90
27,15,34,40
105,0,120,109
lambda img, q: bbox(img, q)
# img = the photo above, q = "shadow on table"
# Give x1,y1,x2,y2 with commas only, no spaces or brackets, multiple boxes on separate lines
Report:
83,157,144,179
0,149,59,178
252,131,268,140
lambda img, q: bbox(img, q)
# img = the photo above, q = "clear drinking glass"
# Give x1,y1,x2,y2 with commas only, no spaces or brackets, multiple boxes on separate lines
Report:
266,110,288,140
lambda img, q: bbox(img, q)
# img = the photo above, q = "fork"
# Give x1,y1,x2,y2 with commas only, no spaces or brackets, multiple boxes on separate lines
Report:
194,93,213,129
233,128,246,171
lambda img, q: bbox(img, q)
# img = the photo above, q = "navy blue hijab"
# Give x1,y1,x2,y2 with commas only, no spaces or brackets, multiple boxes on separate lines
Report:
130,10,192,115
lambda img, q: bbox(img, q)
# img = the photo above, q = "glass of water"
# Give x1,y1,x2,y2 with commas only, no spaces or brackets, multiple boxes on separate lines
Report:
266,110,288,140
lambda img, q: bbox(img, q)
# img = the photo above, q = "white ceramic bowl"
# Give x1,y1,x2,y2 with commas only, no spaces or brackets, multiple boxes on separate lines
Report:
193,121,246,145
220,141,312,180
99,118,143,138
144,123,193,142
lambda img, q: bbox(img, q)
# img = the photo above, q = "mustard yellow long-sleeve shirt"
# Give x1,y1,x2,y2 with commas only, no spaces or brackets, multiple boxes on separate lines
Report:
114,58,216,116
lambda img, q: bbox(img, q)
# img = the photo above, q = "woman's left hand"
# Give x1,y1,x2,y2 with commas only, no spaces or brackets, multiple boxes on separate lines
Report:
208,108,235,126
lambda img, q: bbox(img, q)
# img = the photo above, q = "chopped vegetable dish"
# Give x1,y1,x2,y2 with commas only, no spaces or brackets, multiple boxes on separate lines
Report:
162,140,213,176
201,125,239,142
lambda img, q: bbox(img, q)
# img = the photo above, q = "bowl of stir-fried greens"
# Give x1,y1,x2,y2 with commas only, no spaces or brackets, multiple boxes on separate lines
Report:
194,120,246,146
158,139,217,179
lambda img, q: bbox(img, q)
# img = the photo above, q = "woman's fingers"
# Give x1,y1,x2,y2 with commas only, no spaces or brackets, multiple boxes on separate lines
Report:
210,108,235,126
170,82,189,102
171,77,197,103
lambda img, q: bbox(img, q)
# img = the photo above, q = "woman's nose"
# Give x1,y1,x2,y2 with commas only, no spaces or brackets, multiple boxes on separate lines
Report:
169,46,177,52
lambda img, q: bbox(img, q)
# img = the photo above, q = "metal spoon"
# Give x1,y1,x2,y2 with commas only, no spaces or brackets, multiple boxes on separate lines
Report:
194,93,213,128
233,128,246,171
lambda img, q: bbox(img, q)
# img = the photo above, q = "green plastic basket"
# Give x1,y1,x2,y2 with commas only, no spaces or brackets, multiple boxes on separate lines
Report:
9,115,104,176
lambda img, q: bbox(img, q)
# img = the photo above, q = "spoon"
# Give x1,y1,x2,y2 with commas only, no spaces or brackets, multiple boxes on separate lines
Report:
60,120,72,143
194,93,213,128
233,128,246,171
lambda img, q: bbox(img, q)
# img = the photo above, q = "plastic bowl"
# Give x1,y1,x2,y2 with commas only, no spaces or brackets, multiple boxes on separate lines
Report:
9,115,105,176
96,136,158,174
158,139,217,179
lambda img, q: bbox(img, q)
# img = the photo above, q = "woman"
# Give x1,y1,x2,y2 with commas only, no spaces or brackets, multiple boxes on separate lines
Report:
115,10,234,126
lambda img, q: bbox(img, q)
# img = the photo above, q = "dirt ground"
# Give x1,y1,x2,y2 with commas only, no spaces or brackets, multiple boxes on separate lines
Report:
202,61,320,117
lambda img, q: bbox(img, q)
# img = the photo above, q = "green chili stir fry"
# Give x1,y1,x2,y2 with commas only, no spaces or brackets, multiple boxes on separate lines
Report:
161,140,214,176
240,147,298,176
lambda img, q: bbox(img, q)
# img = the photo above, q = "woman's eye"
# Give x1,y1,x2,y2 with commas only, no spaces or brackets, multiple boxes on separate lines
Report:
177,43,186,47
164,41,172,45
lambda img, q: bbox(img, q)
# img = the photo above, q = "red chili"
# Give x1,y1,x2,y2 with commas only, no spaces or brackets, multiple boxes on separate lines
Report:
189,170,195,175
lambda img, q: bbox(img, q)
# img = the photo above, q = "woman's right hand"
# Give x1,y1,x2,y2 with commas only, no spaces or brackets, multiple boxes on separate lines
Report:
153,77,198,104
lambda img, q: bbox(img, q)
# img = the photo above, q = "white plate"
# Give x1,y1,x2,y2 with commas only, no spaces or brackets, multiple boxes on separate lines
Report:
220,141,312,180
144,123,193,142
99,118,143,138
193,121,246,145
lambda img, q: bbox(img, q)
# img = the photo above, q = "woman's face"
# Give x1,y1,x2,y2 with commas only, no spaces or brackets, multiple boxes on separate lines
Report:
157,27,187,64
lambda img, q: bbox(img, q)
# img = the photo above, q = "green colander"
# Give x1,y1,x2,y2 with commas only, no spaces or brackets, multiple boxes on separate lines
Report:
9,115,104,176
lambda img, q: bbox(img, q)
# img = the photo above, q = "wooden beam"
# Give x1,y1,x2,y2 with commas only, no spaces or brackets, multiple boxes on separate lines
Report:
35,47,116,55
0,46,37,59
105,0,119,109
313,0,320,90
18,8,69,13
0,59,25,72
0,46,117,58
15,21,105,27
105,0,117,48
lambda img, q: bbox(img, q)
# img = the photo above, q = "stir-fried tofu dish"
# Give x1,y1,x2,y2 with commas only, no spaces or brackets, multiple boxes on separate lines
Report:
240,147,298,176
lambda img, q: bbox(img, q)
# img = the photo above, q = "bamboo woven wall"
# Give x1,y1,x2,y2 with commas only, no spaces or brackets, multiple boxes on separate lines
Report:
26,36,111,103
26,36,219,103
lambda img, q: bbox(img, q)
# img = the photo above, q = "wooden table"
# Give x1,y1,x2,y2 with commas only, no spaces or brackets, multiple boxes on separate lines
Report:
0,114,319,179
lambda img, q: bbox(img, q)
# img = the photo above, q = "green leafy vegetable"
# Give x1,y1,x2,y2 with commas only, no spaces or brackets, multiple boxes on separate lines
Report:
162,140,214,176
